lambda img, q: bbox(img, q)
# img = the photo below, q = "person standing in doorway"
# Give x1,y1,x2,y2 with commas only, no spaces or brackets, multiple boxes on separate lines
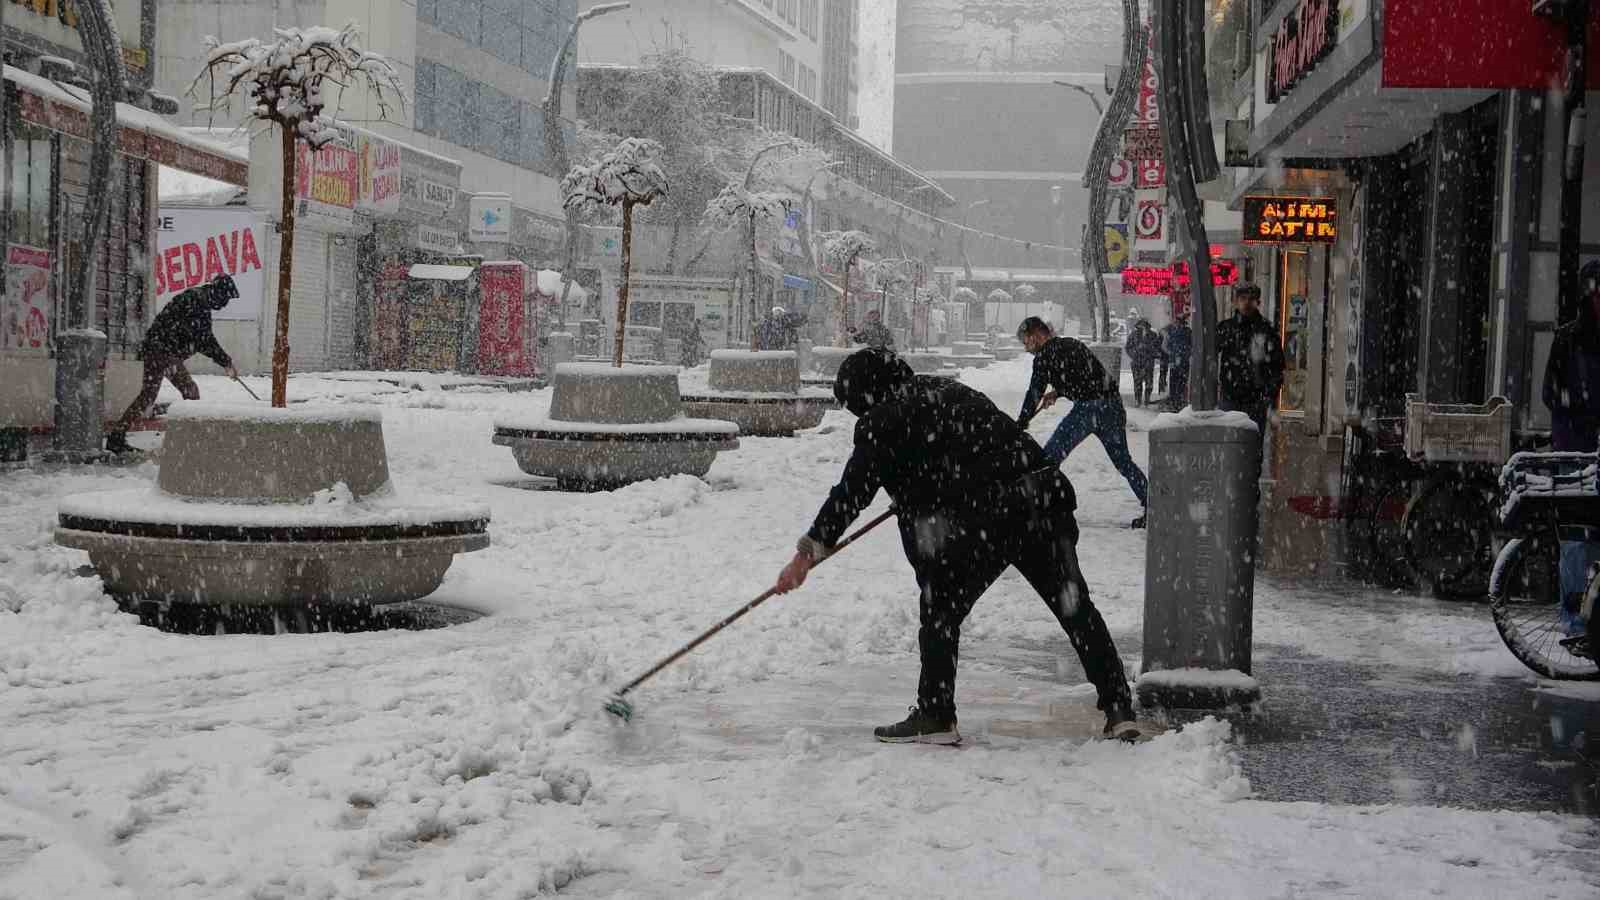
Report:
1216,283,1284,434
1540,259,1600,660
106,274,240,454
1015,317,1149,528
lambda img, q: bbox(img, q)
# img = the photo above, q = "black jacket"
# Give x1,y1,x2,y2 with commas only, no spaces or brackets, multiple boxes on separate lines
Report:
1543,309,1600,451
1018,336,1114,427
807,376,1074,549
850,320,895,349
1216,310,1283,408
1126,324,1164,367
143,287,232,368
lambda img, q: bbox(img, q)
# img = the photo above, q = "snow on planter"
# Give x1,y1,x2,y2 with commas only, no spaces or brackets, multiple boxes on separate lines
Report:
900,351,957,377
679,350,829,437
807,346,855,380
1135,668,1262,710
493,362,738,489
948,341,996,369
55,404,489,608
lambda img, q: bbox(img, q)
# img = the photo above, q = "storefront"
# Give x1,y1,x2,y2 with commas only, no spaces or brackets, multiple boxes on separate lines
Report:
1,65,246,431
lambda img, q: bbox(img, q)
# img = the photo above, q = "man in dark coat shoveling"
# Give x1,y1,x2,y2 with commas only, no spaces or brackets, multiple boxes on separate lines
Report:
772,348,1138,744
106,274,240,453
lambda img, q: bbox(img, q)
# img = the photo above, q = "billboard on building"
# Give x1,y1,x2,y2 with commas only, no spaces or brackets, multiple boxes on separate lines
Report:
153,208,267,320
296,142,358,223
357,134,402,215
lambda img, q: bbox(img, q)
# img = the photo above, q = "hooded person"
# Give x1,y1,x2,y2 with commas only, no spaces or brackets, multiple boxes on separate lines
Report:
773,347,1139,744
106,273,241,453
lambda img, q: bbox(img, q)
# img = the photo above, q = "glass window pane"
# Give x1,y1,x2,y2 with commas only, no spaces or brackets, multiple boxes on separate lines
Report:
435,0,481,44
482,13,521,65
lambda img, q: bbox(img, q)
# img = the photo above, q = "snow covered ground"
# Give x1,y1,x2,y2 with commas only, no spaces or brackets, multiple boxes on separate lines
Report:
2,358,1597,898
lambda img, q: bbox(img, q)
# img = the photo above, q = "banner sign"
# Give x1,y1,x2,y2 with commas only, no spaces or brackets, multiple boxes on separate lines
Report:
153,208,267,320
1267,0,1341,103
357,134,402,215
297,141,358,222
2,244,51,353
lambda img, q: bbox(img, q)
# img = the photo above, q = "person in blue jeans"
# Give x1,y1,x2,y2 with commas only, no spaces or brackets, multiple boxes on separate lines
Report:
1541,260,1600,658
1016,317,1149,529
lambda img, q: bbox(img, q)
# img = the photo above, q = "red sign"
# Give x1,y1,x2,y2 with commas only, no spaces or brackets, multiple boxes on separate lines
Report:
1123,125,1164,161
1133,48,1160,125
1136,157,1166,189
1121,260,1239,296
1134,200,1164,241
1107,157,1134,189
1268,0,1340,103
1383,0,1600,89
296,142,359,210
477,262,533,375
1174,258,1241,288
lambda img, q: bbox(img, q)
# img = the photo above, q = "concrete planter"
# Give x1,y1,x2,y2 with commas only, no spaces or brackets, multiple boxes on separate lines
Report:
494,363,738,488
948,342,996,369
680,350,826,437
56,404,489,607
900,352,954,376
809,346,855,379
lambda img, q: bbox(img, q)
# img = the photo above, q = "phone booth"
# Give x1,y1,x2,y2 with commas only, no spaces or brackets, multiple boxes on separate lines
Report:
477,261,538,376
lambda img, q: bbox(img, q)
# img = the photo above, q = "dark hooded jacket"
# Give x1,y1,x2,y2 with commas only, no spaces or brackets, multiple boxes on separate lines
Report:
1017,336,1114,428
1126,320,1164,367
1216,309,1284,409
1544,301,1600,451
142,278,237,368
805,348,1075,550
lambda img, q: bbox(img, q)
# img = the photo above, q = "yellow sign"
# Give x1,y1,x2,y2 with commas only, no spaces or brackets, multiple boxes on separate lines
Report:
1243,196,1338,244
1104,225,1130,272
9,1,146,69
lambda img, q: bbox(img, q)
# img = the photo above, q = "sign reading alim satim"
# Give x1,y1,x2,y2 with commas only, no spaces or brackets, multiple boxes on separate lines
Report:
1243,196,1338,243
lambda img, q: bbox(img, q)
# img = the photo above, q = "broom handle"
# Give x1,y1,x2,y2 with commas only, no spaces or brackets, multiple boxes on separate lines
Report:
613,507,896,698
232,375,262,402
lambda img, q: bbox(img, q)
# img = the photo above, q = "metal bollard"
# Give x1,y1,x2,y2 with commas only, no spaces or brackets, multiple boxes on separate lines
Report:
1138,411,1263,709
51,329,108,460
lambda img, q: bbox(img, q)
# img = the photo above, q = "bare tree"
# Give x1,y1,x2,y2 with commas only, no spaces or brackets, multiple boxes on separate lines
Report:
821,231,875,347
705,182,794,349
192,24,404,406
563,138,670,367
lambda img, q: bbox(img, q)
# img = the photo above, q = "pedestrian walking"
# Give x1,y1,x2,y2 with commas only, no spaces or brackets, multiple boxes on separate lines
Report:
105,274,240,454
1015,317,1149,528
1540,259,1600,658
1216,283,1285,435
848,309,895,350
1163,314,1192,409
772,347,1140,744
1126,318,1163,406
680,319,707,367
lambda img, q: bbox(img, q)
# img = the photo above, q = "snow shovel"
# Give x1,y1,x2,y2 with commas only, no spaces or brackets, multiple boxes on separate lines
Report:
603,507,896,722
231,375,263,402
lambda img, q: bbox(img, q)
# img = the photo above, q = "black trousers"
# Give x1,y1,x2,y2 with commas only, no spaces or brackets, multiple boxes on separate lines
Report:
899,507,1130,718
1132,363,1155,405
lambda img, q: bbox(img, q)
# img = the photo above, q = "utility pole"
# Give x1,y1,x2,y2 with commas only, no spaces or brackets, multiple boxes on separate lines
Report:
1537,0,1591,324
1052,185,1067,327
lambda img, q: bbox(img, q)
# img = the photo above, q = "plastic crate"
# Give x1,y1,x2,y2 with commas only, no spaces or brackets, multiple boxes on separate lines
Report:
1403,394,1511,463
1498,451,1600,530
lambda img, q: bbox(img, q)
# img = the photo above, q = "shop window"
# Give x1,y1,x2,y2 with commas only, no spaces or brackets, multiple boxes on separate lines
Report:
8,124,53,250
1278,248,1312,414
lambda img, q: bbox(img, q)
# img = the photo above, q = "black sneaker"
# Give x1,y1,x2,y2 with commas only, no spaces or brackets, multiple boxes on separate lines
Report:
104,431,132,454
1130,513,1147,529
874,707,960,745
1559,633,1593,661
1103,702,1141,742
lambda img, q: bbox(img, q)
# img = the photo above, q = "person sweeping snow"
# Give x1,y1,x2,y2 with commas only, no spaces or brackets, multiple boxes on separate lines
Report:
772,347,1139,744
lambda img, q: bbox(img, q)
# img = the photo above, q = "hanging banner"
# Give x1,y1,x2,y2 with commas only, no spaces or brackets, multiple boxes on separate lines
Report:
478,262,532,375
357,134,402,216
152,208,268,320
2,245,52,353
1104,225,1130,273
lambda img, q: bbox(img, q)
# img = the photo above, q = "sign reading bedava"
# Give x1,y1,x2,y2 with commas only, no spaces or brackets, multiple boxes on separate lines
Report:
1243,196,1338,244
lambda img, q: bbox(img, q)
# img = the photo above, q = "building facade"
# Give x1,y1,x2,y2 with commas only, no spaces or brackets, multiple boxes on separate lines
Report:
1192,0,1600,578
1,0,246,434
819,0,859,129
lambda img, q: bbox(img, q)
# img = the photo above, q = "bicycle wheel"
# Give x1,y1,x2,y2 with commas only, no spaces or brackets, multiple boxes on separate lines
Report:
1365,469,1417,589
1404,473,1496,600
1489,535,1600,680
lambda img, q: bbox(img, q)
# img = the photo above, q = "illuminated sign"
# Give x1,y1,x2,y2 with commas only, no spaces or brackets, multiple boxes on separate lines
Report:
1121,260,1240,296
1267,0,1341,103
1243,196,1338,243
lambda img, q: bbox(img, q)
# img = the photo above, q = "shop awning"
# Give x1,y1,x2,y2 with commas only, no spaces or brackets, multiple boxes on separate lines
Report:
6,64,249,186
409,264,475,281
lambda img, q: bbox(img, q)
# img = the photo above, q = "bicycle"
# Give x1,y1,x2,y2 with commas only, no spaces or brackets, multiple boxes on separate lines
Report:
1487,451,1599,680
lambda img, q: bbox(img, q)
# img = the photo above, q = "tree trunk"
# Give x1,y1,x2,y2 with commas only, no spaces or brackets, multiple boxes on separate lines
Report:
749,212,760,351
614,199,634,367
833,258,851,348
273,126,298,407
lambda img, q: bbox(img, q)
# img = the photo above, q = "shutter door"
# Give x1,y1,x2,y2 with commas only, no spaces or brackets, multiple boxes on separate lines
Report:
288,231,330,371
326,236,359,369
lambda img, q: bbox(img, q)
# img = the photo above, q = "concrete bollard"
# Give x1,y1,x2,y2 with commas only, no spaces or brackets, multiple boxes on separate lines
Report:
1138,410,1262,710
51,329,108,460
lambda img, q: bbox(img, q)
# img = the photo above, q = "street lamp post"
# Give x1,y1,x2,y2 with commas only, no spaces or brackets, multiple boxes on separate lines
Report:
1051,184,1066,329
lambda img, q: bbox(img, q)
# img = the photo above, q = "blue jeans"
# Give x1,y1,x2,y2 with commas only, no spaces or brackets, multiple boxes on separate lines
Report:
1558,534,1598,636
1040,399,1149,508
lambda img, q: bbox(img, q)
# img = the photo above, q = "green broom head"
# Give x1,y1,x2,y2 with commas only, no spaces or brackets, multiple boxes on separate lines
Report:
603,694,633,722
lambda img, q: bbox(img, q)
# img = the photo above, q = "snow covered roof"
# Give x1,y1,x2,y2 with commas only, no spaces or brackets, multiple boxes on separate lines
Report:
5,65,249,184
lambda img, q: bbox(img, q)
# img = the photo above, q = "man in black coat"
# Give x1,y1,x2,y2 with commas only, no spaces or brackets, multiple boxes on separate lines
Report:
1216,282,1284,434
1126,318,1163,406
773,348,1138,744
106,274,240,453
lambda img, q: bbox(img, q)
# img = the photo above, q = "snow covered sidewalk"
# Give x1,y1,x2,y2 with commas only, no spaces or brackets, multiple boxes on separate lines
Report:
1,359,1597,897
